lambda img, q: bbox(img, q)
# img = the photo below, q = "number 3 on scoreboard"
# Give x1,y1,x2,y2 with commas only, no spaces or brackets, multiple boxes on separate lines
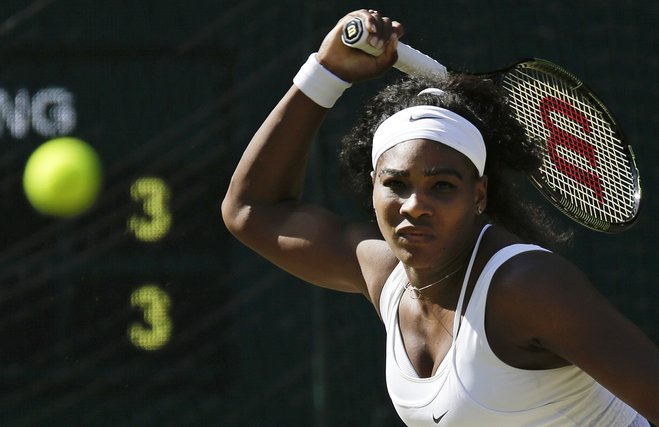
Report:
128,177,172,242
128,284,173,351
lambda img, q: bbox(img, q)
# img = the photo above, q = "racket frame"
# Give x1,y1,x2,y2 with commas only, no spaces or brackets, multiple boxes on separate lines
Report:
341,17,642,232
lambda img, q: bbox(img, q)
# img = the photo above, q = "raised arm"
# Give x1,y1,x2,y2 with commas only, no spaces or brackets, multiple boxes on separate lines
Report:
221,10,402,296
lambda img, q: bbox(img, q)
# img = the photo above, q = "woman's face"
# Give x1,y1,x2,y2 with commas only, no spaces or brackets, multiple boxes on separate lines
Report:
372,139,487,270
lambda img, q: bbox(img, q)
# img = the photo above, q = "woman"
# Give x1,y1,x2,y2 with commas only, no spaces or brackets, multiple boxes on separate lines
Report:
221,9,659,426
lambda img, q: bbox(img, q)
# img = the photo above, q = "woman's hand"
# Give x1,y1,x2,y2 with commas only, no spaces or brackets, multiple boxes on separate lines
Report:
317,9,404,83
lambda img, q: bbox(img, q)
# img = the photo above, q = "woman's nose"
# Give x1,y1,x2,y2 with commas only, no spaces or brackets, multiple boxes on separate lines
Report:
399,192,432,218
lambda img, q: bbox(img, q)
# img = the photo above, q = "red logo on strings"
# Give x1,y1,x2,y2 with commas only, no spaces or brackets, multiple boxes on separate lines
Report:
539,96,604,204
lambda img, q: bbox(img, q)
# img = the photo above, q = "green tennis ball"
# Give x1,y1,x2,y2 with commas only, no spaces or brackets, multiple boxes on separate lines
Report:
23,137,103,218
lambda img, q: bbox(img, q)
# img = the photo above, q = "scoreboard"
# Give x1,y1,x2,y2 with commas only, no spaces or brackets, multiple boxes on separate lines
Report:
0,10,247,424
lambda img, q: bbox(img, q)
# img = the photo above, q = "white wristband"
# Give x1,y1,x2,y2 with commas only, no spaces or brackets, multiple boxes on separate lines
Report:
293,53,352,108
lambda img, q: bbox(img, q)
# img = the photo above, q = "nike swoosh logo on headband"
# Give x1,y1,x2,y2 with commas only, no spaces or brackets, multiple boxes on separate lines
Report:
409,113,445,121
433,410,449,424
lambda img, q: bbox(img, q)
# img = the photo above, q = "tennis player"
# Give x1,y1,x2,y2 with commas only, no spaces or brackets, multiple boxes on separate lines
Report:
222,9,659,426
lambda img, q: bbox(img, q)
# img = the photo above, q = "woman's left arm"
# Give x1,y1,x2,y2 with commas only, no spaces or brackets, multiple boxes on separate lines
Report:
496,251,659,424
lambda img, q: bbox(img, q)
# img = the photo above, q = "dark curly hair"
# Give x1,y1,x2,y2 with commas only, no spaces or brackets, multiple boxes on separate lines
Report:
338,73,572,247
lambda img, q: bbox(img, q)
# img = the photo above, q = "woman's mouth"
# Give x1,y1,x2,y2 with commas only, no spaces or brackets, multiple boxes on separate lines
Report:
396,226,434,243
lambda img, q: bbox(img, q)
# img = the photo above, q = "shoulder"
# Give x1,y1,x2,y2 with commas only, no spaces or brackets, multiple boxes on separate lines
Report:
486,246,598,348
476,226,586,305
482,232,659,416
492,248,588,299
488,247,589,314
354,227,398,315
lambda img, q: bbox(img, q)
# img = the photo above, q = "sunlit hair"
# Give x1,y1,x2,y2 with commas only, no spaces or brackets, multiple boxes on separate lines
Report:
338,73,572,247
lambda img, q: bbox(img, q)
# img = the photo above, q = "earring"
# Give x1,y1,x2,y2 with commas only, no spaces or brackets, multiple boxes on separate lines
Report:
477,206,484,215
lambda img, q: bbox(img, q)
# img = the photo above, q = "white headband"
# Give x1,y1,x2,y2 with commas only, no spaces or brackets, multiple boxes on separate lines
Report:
371,105,486,176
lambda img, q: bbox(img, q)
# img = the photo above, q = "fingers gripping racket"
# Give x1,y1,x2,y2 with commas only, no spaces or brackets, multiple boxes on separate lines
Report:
342,18,641,233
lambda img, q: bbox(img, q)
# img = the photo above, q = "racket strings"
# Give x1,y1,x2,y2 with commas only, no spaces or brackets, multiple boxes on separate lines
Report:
502,66,638,226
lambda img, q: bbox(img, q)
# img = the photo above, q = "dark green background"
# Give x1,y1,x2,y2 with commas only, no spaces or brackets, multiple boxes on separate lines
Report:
0,1,656,425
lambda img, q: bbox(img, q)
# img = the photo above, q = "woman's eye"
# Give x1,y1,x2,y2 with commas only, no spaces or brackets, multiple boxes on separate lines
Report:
383,179,405,189
433,181,456,190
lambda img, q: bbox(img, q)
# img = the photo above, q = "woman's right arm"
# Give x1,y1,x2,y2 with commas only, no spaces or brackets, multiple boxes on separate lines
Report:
221,10,402,296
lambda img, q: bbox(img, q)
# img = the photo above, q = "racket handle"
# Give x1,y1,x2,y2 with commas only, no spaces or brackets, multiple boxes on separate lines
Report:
341,17,448,78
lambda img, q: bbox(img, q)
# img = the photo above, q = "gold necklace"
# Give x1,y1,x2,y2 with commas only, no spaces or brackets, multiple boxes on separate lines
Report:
405,264,464,300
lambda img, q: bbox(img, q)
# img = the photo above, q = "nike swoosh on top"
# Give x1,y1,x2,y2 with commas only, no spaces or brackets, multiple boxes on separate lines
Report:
409,113,445,121
433,410,449,424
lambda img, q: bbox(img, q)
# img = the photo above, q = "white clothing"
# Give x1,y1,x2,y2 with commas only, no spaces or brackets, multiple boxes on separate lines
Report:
379,226,639,426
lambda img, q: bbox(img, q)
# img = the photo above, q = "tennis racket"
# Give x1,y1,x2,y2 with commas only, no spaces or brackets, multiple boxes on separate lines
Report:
342,17,642,233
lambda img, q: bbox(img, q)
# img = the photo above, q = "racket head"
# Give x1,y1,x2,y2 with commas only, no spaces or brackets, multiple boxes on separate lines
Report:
494,58,641,233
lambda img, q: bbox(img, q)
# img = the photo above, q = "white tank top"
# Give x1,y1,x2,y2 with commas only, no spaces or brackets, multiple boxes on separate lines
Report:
379,225,638,426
